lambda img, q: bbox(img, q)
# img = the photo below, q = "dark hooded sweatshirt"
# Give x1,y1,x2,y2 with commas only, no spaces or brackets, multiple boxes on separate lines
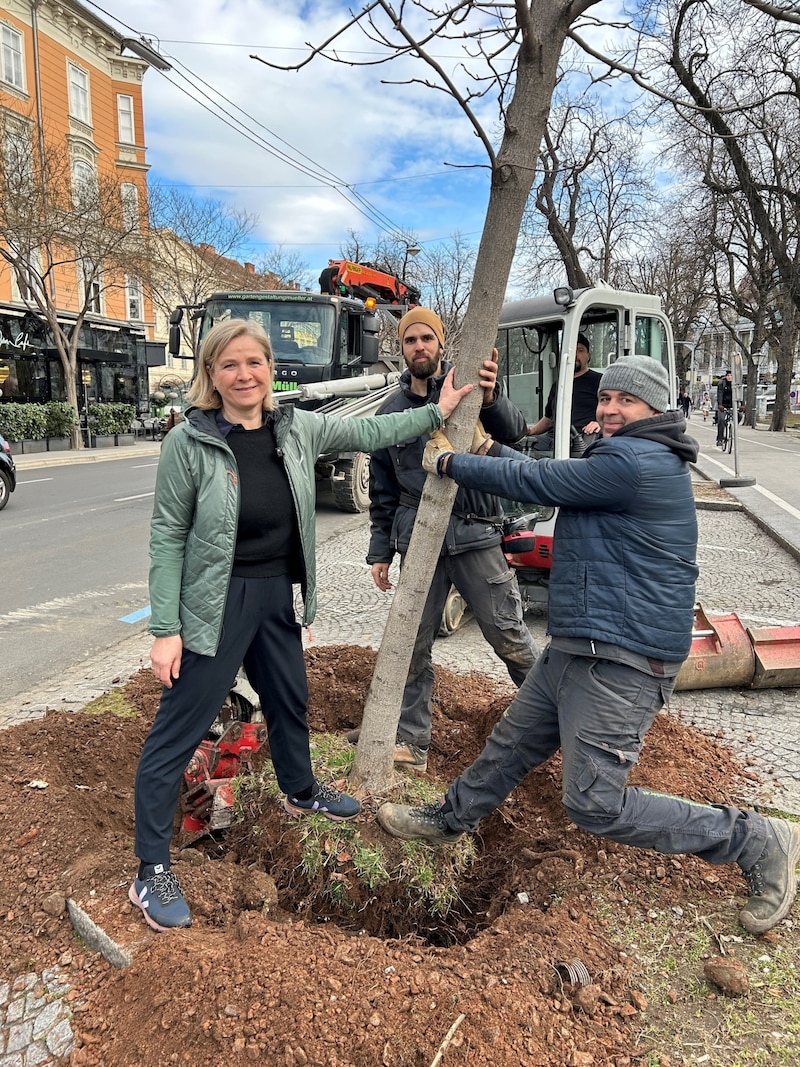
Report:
444,411,699,662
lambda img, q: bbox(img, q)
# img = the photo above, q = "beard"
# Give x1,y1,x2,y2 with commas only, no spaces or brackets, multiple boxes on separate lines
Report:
406,355,440,380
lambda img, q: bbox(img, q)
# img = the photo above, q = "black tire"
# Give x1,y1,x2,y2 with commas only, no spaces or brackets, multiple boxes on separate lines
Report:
438,586,470,637
723,418,733,453
332,452,371,513
0,469,10,511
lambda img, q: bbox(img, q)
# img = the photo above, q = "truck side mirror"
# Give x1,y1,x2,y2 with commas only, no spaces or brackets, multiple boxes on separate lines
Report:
168,323,183,356
361,335,379,363
360,312,380,364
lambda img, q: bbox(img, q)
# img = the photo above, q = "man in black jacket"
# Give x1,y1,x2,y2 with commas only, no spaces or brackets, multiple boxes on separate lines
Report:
716,370,733,446
364,307,538,773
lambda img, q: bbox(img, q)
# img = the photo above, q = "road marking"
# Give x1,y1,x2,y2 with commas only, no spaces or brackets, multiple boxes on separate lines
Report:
16,478,54,484
131,463,158,469
0,584,146,627
119,605,151,623
699,451,800,522
114,492,155,501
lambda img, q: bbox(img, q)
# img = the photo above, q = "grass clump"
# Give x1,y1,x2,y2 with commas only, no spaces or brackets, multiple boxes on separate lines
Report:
82,690,136,717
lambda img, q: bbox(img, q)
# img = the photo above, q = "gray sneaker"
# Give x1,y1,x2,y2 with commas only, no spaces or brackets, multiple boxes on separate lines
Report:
377,801,463,843
739,817,800,935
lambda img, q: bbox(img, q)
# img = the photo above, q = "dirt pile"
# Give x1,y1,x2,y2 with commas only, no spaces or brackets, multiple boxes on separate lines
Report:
0,646,779,1066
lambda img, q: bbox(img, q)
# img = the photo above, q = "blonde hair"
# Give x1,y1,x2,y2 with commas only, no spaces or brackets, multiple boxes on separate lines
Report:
187,319,274,411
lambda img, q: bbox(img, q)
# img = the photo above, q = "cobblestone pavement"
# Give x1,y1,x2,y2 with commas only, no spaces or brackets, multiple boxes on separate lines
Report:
0,967,75,1066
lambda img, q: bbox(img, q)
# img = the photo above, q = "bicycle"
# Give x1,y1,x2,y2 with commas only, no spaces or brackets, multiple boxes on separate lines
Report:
720,408,734,453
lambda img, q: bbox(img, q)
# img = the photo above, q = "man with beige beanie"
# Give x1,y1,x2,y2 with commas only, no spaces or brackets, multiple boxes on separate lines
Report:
358,307,538,773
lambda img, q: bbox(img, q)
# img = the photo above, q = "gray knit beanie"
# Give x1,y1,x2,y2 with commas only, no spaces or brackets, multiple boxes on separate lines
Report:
598,356,669,413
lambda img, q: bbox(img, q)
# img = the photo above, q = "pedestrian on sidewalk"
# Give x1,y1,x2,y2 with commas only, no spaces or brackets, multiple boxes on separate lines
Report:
378,354,800,937
129,318,474,931
358,307,539,774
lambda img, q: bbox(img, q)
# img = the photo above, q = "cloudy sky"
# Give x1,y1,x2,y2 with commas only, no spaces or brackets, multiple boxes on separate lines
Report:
88,0,509,268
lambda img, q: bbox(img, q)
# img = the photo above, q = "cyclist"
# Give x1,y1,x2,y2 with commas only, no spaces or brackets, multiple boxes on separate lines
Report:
716,370,733,447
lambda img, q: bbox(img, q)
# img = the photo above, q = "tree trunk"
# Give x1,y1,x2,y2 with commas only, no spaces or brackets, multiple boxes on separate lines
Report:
769,300,798,433
350,2,577,792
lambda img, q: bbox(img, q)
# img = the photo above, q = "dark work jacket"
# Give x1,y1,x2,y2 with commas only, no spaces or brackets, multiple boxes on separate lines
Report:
367,361,527,563
444,412,699,661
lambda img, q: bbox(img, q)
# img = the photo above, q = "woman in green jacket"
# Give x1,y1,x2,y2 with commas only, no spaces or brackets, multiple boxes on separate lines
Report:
129,318,471,931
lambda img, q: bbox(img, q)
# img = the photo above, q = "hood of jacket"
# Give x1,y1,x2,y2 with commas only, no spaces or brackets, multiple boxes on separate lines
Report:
587,410,698,465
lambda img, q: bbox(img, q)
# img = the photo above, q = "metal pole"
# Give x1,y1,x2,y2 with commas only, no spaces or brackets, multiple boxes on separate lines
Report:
720,352,755,488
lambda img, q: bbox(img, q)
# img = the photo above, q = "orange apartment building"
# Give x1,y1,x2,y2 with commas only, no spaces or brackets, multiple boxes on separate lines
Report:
0,0,165,410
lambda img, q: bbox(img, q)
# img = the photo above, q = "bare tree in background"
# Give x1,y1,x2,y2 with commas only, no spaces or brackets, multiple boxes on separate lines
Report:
254,0,603,791
520,98,655,291
147,182,259,355
658,0,800,426
614,198,716,387
0,118,150,447
258,244,313,291
418,232,477,351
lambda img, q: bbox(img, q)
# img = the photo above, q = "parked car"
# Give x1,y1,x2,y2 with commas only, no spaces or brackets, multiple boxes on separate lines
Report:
0,433,17,510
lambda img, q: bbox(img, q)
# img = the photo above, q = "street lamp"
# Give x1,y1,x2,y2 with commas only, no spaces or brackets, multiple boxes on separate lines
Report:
402,243,420,280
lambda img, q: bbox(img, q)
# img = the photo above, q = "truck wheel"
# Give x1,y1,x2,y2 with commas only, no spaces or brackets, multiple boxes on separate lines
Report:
438,586,470,637
332,452,371,513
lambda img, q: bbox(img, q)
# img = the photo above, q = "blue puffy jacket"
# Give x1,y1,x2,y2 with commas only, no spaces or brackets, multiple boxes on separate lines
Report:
444,412,699,661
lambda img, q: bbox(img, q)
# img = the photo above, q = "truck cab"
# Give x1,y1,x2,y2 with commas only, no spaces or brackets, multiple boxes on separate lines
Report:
180,290,394,394
493,283,678,612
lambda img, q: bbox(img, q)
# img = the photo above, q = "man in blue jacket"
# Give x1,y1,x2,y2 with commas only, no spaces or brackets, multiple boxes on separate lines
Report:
363,307,539,773
378,354,800,936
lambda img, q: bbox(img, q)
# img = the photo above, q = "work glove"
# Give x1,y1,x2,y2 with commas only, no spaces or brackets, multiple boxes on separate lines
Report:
422,429,456,477
471,420,492,455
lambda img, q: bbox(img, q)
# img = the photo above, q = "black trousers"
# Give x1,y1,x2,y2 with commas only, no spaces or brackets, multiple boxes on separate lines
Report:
133,574,312,865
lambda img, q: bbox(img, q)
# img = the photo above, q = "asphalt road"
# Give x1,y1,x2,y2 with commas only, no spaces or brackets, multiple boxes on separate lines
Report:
1,455,365,708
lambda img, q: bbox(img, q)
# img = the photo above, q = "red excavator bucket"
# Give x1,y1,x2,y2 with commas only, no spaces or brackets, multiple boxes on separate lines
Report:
675,605,755,691
747,626,800,689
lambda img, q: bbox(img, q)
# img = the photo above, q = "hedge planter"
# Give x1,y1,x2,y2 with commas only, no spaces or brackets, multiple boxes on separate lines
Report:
46,438,71,452
94,435,116,449
21,439,47,454
115,433,136,447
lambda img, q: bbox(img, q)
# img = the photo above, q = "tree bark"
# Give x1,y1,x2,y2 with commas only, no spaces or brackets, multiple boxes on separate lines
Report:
350,0,586,792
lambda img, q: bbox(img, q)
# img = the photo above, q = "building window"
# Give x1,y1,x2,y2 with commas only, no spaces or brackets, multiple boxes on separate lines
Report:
68,64,91,124
2,116,32,192
1,25,24,90
117,94,134,143
126,275,143,320
82,260,102,314
120,182,139,230
72,157,98,211
11,247,43,302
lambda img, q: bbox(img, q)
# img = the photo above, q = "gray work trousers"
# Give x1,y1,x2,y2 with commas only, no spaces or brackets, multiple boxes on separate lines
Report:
399,546,538,748
444,644,769,869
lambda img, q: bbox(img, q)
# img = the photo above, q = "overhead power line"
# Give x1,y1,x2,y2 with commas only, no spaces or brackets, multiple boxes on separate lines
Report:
84,0,421,241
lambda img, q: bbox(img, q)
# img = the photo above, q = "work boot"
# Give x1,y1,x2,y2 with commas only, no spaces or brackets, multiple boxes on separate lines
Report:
393,737,429,774
377,801,463,844
739,817,800,935
129,864,192,931
348,729,428,772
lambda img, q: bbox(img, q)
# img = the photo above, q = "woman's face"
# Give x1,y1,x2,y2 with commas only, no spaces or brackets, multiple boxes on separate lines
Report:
209,335,272,423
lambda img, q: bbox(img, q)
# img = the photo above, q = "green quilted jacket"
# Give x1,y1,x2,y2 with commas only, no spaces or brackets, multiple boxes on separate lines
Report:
148,400,444,656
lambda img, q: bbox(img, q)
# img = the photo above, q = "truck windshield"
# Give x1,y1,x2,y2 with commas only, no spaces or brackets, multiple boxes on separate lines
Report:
200,299,336,366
